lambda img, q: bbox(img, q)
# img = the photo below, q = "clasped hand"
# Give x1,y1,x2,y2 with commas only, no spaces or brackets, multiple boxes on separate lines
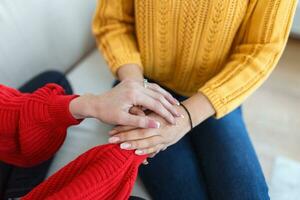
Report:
108,103,191,161
70,79,181,127
70,78,191,162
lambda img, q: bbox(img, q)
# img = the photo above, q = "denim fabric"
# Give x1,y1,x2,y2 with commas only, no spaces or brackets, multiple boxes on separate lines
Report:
138,87,270,200
129,196,146,200
0,71,73,199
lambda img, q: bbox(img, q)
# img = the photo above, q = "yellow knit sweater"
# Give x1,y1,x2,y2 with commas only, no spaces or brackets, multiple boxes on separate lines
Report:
93,0,298,118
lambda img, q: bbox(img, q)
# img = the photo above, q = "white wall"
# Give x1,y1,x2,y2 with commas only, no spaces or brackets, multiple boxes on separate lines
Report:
0,0,97,88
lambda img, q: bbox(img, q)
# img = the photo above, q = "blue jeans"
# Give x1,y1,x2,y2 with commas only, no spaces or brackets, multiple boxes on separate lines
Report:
139,90,269,200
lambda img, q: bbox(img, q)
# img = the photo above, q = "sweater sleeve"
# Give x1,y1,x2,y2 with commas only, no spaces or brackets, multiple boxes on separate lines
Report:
22,144,147,200
0,84,81,167
199,0,298,118
92,0,143,76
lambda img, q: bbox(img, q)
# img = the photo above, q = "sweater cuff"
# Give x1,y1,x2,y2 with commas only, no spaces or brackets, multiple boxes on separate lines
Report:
198,86,228,119
48,95,83,127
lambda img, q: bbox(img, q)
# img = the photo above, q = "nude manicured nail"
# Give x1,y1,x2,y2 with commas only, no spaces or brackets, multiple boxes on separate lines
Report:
143,160,149,165
148,120,160,129
156,122,160,128
135,150,144,155
120,143,131,149
173,110,181,117
108,137,119,143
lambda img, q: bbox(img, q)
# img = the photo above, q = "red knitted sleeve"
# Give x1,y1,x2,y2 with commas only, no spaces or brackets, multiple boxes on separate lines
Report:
0,83,82,167
22,144,147,200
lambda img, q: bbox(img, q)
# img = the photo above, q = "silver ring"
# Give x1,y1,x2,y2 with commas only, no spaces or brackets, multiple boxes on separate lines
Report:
143,79,148,88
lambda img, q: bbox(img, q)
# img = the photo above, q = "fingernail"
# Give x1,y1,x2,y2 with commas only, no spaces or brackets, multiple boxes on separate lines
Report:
135,149,144,155
173,110,181,117
148,121,160,129
143,160,149,165
155,122,160,128
120,143,131,149
180,114,185,118
108,137,119,143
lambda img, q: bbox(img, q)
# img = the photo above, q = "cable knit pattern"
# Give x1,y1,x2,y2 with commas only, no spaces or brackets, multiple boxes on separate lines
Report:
0,84,80,167
93,0,298,118
23,144,147,200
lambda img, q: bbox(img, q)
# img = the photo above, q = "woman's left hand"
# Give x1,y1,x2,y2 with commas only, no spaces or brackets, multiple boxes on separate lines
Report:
108,106,191,156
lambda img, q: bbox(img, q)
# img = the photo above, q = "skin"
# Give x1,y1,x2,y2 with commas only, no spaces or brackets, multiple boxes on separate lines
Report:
108,64,216,162
68,78,182,128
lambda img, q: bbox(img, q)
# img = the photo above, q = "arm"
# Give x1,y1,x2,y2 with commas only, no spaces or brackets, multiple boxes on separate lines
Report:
93,0,180,123
198,0,298,118
93,0,143,77
0,84,81,167
108,0,298,155
0,80,180,167
157,0,298,127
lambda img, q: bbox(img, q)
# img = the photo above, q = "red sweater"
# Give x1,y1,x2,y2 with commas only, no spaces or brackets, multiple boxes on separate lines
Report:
0,83,80,167
0,84,146,200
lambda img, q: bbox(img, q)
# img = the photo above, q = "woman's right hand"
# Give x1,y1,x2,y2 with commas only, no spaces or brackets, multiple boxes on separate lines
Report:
69,79,180,128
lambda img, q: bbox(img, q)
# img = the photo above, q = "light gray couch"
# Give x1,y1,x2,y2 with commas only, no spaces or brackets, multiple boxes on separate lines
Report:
0,0,150,199
291,2,300,38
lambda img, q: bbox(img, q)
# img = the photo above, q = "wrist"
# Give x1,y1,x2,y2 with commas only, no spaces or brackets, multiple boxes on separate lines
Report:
181,93,215,126
117,64,144,82
175,105,192,133
69,94,96,119
69,96,84,119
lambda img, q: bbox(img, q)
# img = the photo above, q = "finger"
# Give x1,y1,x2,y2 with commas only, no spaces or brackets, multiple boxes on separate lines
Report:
148,146,163,158
119,135,163,150
144,89,181,118
118,113,161,129
136,94,176,124
135,144,164,156
109,125,136,135
148,153,157,158
142,159,149,165
147,83,179,106
129,106,145,116
108,129,158,144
